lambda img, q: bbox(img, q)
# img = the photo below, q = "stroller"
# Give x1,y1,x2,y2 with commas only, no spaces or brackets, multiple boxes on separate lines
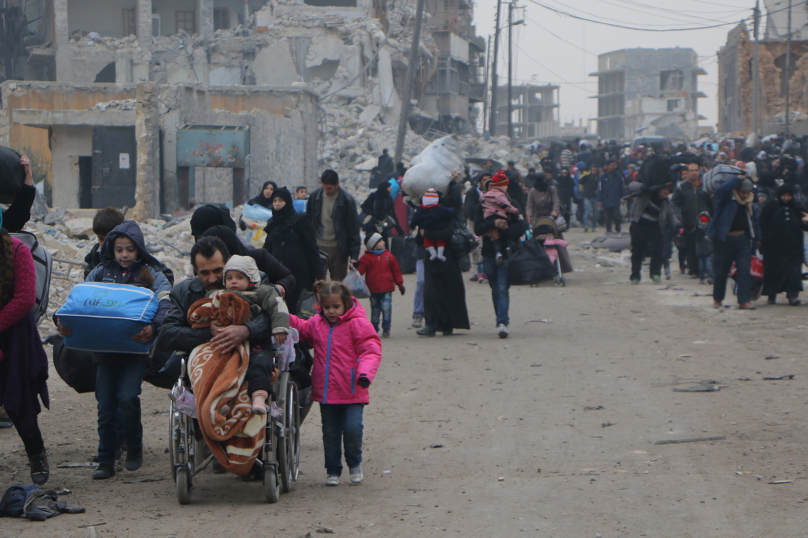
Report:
532,217,571,287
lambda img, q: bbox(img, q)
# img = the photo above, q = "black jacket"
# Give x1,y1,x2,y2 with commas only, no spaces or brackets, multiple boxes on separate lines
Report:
3,183,35,233
473,203,529,258
671,181,712,230
306,186,361,261
156,276,273,354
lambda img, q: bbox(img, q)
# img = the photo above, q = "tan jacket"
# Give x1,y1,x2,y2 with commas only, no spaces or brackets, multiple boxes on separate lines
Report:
526,186,560,223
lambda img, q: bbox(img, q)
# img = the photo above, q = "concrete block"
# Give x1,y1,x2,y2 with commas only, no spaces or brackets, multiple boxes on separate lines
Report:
253,39,301,86
306,36,344,68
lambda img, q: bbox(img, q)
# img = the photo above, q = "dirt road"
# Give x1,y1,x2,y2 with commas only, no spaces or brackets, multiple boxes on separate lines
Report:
3,229,807,537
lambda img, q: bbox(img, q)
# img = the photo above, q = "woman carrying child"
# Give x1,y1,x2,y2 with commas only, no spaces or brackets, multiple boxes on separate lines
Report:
57,221,172,479
290,281,381,486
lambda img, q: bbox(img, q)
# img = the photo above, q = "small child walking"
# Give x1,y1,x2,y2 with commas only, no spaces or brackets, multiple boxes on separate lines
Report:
357,233,405,338
57,221,172,480
290,281,381,486
409,188,455,261
481,170,521,264
209,254,290,414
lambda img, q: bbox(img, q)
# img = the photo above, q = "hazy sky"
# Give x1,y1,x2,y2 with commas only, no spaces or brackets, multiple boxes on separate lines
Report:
473,0,759,133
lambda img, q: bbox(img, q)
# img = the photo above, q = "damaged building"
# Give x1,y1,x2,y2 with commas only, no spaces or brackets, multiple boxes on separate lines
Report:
493,83,560,139
590,48,706,141
0,0,487,217
717,1,808,135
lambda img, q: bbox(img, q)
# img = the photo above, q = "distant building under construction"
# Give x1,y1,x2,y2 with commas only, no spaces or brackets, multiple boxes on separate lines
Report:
590,47,706,141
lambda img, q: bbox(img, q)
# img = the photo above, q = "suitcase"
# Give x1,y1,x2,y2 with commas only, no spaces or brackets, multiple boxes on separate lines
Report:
57,282,159,354
390,236,417,274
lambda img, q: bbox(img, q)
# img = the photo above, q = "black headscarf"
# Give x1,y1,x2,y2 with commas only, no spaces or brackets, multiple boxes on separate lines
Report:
533,172,549,192
248,180,277,209
777,183,797,207
268,187,297,225
190,204,237,237
200,225,248,257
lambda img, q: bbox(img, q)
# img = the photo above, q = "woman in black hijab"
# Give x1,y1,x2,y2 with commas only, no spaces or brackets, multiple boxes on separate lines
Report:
263,187,323,314
190,204,237,239
360,180,404,247
248,180,277,209
760,183,808,305
200,225,295,298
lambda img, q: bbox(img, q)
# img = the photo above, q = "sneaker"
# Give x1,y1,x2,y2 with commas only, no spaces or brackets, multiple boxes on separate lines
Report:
497,324,509,339
124,446,143,471
630,278,639,285
495,252,504,266
651,275,661,284
470,273,479,282
326,475,340,486
29,452,49,486
477,273,489,284
382,329,390,338
699,279,706,285
584,227,589,233
411,315,423,328
92,464,115,480
416,326,436,337
350,467,363,484
270,402,283,419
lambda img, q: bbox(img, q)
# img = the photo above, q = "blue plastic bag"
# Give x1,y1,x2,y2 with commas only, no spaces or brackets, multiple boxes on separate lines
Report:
293,200,307,213
242,203,273,223
57,283,159,354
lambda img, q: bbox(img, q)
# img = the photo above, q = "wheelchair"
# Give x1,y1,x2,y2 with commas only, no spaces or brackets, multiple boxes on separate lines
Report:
167,347,302,505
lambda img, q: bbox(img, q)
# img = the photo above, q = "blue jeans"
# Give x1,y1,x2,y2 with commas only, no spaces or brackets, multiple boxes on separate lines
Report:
713,234,752,304
370,291,392,330
413,259,424,318
584,198,598,229
482,257,510,326
96,361,146,466
699,254,713,279
320,403,364,476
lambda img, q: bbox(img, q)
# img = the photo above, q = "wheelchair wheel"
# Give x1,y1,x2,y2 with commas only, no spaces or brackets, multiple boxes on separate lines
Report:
176,467,191,505
264,464,280,504
280,383,300,492
169,400,177,480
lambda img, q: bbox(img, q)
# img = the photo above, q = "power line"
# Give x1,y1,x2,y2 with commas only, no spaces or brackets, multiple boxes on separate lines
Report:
600,0,751,23
514,43,597,93
553,0,748,27
526,0,746,31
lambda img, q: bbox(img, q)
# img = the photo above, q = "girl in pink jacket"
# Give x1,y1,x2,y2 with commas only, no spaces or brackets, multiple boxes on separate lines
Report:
289,280,381,487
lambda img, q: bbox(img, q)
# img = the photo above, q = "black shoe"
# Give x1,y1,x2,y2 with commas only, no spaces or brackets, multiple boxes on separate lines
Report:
767,296,776,305
789,298,801,306
442,328,453,336
124,446,143,471
92,464,115,480
470,273,479,282
416,326,436,337
0,407,12,428
29,452,49,486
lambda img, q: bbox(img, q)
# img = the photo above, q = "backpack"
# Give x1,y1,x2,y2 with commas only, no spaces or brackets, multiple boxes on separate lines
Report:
10,231,52,323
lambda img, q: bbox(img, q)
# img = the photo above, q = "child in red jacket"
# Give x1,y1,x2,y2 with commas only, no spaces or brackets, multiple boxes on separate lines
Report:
357,233,405,337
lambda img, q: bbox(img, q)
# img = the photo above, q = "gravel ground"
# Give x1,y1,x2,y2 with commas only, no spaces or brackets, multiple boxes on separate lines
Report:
2,228,807,538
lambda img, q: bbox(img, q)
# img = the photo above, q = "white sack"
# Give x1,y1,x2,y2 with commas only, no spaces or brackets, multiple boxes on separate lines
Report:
400,135,465,200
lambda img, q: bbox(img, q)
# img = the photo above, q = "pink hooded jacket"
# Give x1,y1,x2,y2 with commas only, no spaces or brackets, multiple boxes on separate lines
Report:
290,300,381,405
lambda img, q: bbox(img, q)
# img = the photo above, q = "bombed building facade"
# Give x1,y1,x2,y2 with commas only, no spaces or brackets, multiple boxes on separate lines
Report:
0,0,487,217
590,48,706,141
718,1,808,135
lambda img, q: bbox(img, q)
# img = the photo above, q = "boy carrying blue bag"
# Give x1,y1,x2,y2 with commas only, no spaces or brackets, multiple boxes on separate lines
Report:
56,221,171,479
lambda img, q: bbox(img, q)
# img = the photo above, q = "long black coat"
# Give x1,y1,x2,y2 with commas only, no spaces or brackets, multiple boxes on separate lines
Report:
419,224,470,332
760,198,807,296
263,214,323,315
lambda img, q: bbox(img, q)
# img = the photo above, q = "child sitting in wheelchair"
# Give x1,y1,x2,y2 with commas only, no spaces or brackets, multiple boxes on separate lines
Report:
210,255,290,415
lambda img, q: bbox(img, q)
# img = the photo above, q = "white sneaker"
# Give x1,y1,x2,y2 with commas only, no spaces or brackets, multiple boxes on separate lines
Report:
326,475,339,486
350,471,363,483
497,324,509,339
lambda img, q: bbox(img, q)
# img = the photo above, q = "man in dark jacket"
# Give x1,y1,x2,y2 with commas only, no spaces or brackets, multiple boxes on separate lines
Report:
671,162,712,277
156,236,274,356
598,160,626,232
707,177,761,310
306,170,361,282
474,203,529,339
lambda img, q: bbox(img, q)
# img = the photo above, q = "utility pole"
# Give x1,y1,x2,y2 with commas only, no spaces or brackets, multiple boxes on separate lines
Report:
508,1,514,140
394,0,426,164
483,34,492,134
489,0,502,136
752,0,761,135
785,0,793,137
